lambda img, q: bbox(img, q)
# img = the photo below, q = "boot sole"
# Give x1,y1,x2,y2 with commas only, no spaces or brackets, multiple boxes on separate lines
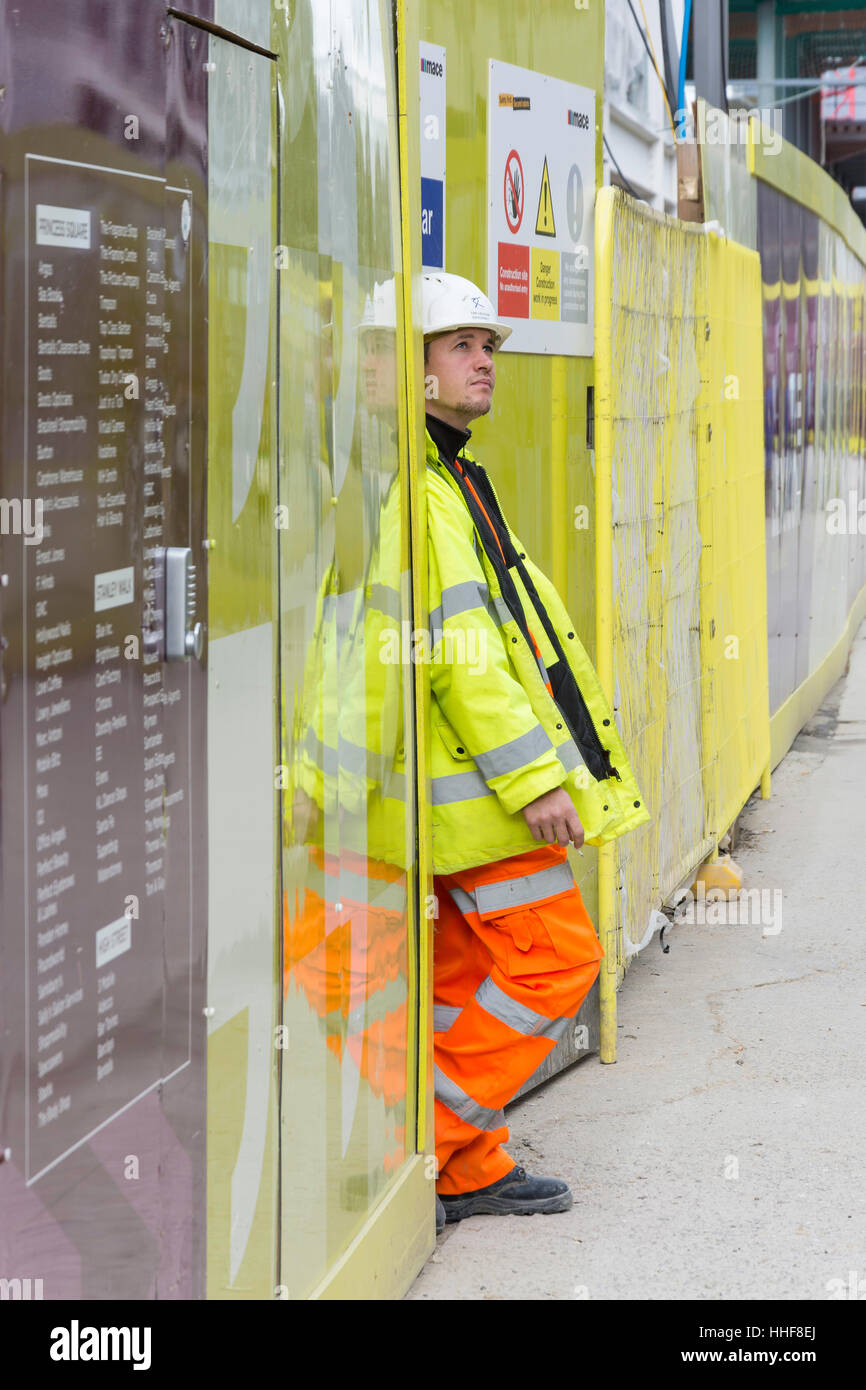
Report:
442,1190,573,1223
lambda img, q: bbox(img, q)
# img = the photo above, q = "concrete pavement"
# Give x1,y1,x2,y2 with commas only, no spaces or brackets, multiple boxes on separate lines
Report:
407,624,866,1300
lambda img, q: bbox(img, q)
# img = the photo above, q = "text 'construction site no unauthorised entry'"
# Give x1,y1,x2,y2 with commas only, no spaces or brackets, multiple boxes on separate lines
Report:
488,59,595,356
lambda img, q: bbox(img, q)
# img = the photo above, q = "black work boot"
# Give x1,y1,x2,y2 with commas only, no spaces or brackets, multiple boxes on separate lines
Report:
438,1165,573,1223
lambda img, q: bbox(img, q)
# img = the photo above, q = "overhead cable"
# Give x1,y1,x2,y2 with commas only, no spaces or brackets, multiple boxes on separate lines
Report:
634,0,678,136
677,0,692,139
603,133,643,201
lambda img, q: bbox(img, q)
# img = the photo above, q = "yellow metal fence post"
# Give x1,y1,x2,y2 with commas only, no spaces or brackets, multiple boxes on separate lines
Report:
551,355,568,599
593,190,617,1063
394,0,434,1175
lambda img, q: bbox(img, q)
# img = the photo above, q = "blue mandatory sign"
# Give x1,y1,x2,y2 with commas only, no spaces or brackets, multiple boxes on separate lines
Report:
421,176,444,268
566,163,584,245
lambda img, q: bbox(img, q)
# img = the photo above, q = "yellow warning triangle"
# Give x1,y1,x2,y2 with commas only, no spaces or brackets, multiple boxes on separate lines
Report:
535,157,556,237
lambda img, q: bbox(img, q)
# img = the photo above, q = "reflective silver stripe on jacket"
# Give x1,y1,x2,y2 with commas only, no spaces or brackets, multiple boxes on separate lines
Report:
337,738,369,776
321,589,360,639
303,729,337,775
429,579,491,642
556,739,586,773
447,860,576,920
474,724,552,780
535,651,551,684
384,770,406,801
302,729,369,778
433,1004,462,1032
368,581,402,621
431,769,493,805
474,976,572,1041
434,1065,505,1132
490,594,512,627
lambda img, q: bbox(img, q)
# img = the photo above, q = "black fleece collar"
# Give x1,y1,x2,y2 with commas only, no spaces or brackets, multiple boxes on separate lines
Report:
425,413,472,467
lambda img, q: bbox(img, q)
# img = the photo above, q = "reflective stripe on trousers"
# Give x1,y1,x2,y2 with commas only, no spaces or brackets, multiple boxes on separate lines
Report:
432,843,603,1195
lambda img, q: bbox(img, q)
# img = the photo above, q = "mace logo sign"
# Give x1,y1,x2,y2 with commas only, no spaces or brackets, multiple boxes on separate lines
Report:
420,41,446,271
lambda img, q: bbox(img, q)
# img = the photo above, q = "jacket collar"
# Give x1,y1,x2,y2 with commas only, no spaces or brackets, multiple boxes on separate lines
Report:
425,412,471,467
425,425,476,485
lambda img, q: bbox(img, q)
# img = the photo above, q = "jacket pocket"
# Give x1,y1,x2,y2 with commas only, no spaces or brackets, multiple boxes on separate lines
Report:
482,905,569,976
432,715,472,761
477,891,602,979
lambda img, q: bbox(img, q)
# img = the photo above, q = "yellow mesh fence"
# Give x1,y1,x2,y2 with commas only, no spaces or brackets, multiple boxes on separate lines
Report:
701,233,771,847
594,188,770,991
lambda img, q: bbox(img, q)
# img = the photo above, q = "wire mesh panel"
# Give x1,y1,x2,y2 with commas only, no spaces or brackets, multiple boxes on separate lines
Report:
595,188,771,981
701,233,771,844
596,189,710,973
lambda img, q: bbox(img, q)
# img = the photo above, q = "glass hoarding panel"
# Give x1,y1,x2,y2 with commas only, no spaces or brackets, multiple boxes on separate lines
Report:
277,0,418,1297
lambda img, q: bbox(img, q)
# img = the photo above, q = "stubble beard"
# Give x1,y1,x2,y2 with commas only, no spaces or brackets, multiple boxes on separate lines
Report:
454,392,492,423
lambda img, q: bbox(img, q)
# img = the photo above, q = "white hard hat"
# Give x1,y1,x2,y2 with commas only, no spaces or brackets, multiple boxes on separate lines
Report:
359,278,397,331
421,272,511,348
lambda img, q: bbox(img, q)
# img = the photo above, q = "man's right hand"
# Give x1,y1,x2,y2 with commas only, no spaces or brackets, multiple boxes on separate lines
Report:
521,787,584,847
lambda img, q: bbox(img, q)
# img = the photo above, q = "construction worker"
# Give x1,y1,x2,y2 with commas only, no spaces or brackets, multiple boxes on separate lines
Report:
422,272,649,1229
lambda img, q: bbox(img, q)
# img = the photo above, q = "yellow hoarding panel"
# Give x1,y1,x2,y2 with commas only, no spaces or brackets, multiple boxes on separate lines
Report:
419,0,605,967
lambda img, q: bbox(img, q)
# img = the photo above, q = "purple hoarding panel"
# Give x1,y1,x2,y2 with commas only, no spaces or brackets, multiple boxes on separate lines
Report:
0,1,210,1298
756,178,866,715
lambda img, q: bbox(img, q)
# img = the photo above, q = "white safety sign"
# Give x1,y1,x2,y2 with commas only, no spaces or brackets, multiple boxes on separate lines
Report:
487,60,595,355
420,41,446,270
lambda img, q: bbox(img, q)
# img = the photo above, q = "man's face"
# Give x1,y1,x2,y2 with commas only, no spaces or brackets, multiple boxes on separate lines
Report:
361,328,397,410
425,326,496,429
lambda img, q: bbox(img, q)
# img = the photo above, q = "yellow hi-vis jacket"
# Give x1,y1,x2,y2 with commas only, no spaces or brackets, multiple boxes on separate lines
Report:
291,468,410,868
425,428,649,875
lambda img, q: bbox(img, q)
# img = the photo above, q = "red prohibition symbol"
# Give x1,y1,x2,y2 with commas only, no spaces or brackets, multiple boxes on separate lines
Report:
504,148,524,234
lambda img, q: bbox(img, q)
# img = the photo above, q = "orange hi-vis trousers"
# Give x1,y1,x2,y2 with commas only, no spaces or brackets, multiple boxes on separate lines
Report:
433,843,604,1195
283,846,409,1171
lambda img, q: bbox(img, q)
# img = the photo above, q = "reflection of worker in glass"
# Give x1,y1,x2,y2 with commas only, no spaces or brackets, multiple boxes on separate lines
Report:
284,276,410,1199
422,273,649,1230
360,279,399,413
